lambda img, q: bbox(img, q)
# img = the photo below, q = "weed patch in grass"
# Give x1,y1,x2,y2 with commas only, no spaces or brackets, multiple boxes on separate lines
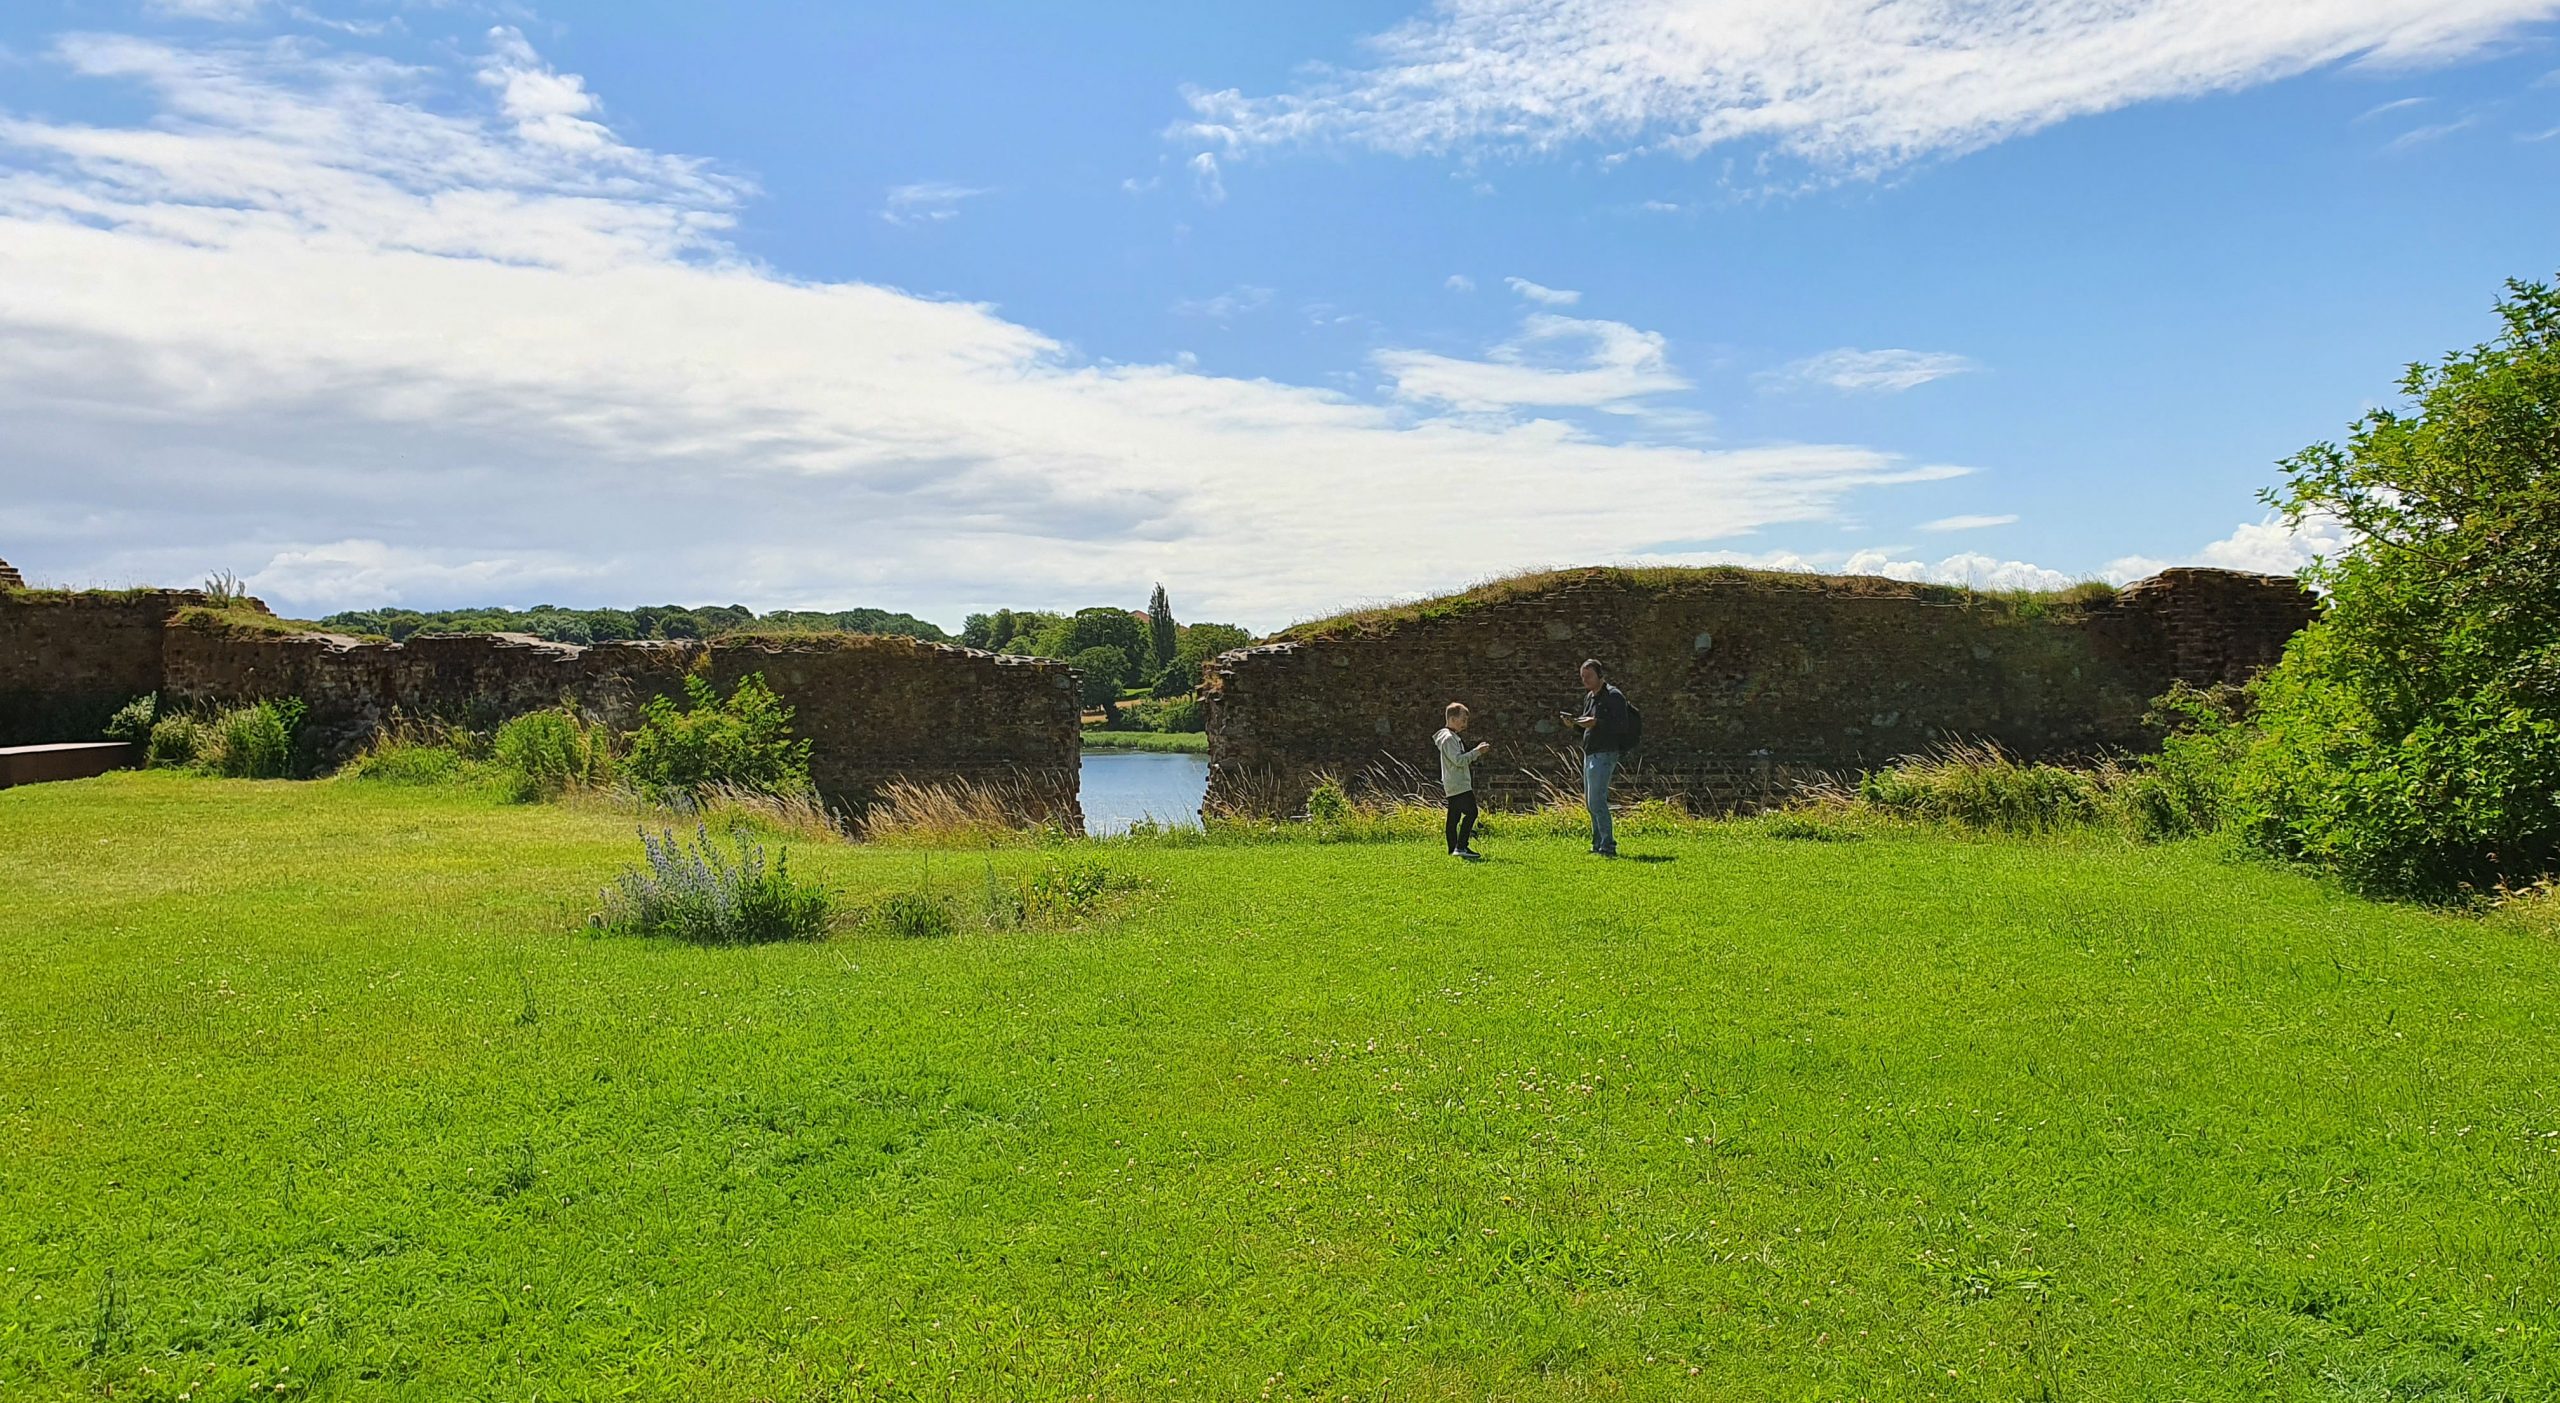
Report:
593,824,830,945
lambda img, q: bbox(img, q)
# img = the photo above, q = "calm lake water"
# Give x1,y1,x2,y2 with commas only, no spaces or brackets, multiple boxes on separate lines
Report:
1080,750,1208,836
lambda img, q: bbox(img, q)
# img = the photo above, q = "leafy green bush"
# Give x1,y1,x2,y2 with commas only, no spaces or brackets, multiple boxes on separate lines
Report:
624,673,811,801
103,694,157,743
145,715,208,769
494,707,611,801
1305,776,1351,825
2221,274,2560,900
209,700,303,779
595,825,829,945
2116,684,2253,842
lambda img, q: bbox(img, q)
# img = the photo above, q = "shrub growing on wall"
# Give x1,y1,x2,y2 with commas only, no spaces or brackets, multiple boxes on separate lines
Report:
2225,274,2560,900
623,673,812,801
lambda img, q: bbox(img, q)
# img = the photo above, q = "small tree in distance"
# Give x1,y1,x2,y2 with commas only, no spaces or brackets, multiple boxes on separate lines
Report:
1147,583,1178,672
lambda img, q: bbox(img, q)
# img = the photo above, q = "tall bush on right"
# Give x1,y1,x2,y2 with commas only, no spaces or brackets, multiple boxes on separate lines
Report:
2226,274,2560,900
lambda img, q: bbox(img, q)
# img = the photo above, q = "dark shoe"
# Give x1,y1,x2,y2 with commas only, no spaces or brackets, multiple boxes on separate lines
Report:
1458,848,1485,861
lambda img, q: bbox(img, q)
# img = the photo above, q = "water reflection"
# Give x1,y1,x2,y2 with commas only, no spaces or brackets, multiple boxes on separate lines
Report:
1080,750,1208,836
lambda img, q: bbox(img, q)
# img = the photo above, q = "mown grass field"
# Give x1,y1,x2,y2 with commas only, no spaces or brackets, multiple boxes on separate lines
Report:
3,773,2555,1400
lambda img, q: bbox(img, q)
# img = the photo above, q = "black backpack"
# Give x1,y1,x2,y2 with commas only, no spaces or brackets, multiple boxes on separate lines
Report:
1619,694,1643,750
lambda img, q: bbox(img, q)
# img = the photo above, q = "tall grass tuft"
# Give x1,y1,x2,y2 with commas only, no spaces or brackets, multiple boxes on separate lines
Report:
861,778,1063,846
692,782,851,844
493,707,614,802
345,716,478,786
1854,741,2103,833
145,715,209,769
594,825,830,946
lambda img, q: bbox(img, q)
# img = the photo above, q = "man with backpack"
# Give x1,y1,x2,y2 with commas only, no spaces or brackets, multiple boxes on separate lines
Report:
1563,658,1639,857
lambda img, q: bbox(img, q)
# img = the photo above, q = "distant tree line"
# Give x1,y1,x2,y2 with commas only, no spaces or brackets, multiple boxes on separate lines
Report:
959,585,1254,724
316,603,952,645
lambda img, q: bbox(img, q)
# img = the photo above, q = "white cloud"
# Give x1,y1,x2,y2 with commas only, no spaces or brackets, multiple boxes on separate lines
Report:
145,0,267,19
2356,95,2433,120
1172,284,1274,319
250,539,597,609
1376,313,1687,411
1918,513,2018,532
1182,0,2560,179
1445,273,1475,292
1188,150,1225,203
1504,276,1580,305
0,28,1965,628
2105,512,2351,581
2384,116,2478,150
1839,549,2075,592
881,180,990,226
1769,347,1979,393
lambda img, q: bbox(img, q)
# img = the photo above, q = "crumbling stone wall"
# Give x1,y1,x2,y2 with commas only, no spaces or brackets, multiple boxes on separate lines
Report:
0,589,200,744
1,582,1081,825
157,622,1081,823
1204,568,2316,816
160,624,698,756
0,558,24,590
709,637,1082,824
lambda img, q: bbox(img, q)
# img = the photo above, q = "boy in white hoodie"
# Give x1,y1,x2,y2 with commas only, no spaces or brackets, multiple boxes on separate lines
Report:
1435,702,1493,859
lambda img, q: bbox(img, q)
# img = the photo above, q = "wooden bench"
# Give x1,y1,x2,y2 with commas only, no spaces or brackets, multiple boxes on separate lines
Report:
0,742,140,789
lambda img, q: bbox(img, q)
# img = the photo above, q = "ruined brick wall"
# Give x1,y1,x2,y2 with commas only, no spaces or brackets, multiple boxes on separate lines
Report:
708,637,1082,825
161,625,701,758
0,589,197,744
0,558,24,590
1204,568,2316,816
158,624,1081,824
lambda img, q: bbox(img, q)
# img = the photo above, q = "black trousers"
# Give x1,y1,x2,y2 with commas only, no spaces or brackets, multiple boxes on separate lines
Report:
1443,789,1480,852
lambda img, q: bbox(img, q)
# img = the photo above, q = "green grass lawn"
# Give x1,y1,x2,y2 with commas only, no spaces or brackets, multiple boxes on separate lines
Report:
1080,729,1208,753
3,774,2555,1400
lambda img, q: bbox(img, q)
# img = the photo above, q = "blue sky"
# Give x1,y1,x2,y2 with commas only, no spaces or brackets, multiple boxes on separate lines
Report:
1,0,2556,630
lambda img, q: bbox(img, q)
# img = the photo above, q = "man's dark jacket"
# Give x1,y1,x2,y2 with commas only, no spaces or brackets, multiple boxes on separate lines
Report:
1579,684,1633,754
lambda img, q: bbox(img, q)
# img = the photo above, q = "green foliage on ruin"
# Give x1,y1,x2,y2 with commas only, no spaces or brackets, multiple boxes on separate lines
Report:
314,602,949,646
2195,275,2560,901
623,672,813,801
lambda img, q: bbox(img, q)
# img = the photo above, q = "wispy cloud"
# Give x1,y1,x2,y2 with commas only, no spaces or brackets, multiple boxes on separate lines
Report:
1181,0,2560,181
2384,116,2477,150
1504,276,1580,306
1445,273,1475,293
1919,513,2019,532
880,180,989,225
2355,95,2432,120
0,27,1964,626
1376,313,1687,412
1767,348,1980,393
1188,150,1225,203
1172,284,1274,320
145,0,267,19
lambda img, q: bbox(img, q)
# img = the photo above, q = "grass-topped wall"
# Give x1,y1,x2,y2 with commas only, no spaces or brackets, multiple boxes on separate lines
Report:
1206,565,2316,817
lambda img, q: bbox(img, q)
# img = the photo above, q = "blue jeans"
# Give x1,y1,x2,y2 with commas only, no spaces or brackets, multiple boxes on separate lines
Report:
1583,750,1619,853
